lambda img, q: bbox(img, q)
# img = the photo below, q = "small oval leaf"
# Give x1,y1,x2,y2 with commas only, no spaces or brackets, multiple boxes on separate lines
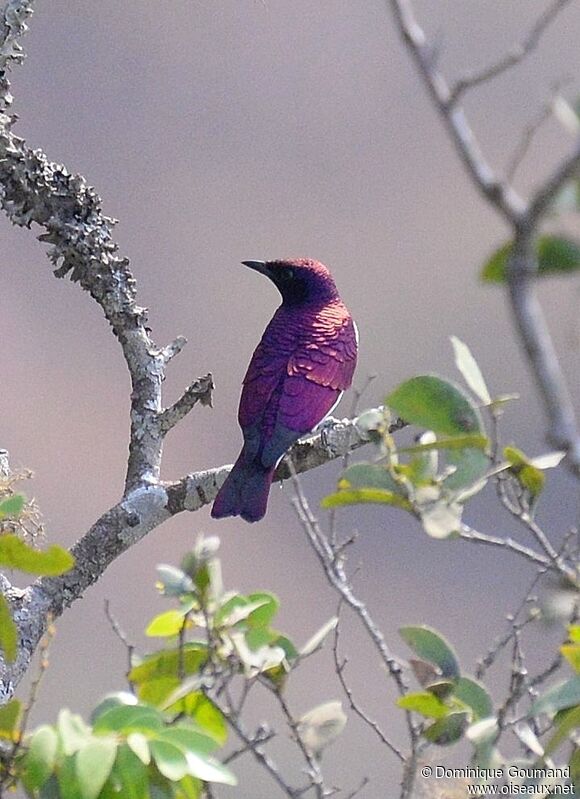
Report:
481,235,580,284
0,534,73,576
400,626,460,679
387,376,483,437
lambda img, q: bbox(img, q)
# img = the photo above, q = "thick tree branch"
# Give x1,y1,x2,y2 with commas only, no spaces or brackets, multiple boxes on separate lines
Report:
0,411,399,699
0,2,216,493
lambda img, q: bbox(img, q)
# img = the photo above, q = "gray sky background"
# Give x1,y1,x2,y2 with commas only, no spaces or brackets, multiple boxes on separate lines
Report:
2,2,580,795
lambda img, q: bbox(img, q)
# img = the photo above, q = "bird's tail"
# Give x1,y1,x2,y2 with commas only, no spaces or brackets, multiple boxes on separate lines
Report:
211,452,275,523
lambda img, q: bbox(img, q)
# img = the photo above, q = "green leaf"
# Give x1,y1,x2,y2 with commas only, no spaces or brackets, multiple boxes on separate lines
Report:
0,698,21,740
138,676,180,707
245,592,279,628
0,534,74,576
129,644,207,685
126,732,151,765
399,434,488,454
91,692,138,722
426,679,456,700
176,775,202,799
387,376,484,436
153,725,237,786
481,235,580,283
179,694,227,747
338,463,406,493
57,753,82,799
532,676,580,715
75,737,118,799
453,677,493,721
156,565,194,597
181,750,236,786
0,593,17,662
57,709,92,756
216,596,271,628
322,488,412,511
326,462,415,509
444,447,490,491
396,691,449,719
561,641,580,673
569,625,580,642
544,705,580,755
300,617,338,657
504,446,545,498
450,337,491,405
22,725,58,791
113,745,149,799
0,494,25,519
161,725,219,756
92,703,163,735
424,711,469,746
151,739,189,781
146,609,192,638
400,626,460,679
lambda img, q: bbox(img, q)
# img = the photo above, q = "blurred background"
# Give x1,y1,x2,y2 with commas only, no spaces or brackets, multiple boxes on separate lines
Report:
2,1,580,794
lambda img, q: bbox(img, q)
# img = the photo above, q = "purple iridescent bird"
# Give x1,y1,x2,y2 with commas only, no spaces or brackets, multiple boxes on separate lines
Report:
211,258,358,523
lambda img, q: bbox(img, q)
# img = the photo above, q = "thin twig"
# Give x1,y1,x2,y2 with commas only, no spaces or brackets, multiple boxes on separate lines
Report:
288,461,418,766
222,725,275,765
448,0,573,105
272,688,327,799
506,90,560,183
104,600,136,691
387,0,525,219
459,525,552,569
332,602,405,762
344,777,370,799
220,707,301,799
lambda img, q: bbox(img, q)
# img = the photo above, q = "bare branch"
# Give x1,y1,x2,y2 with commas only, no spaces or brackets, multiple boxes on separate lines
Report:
159,336,187,365
266,686,327,799
104,600,136,691
287,463,419,783
507,231,580,468
387,0,525,220
159,373,214,433
506,83,568,182
332,603,405,762
459,525,553,571
388,0,580,474
219,708,300,799
448,0,573,105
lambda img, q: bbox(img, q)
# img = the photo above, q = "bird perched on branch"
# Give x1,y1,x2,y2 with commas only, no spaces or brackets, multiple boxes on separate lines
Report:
212,258,358,523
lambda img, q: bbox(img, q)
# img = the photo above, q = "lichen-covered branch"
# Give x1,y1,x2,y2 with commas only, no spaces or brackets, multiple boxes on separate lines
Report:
0,409,394,698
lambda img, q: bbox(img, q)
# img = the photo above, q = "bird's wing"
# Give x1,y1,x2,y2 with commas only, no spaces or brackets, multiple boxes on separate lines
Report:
238,311,297,429
239,308,358,467
288,311,358,391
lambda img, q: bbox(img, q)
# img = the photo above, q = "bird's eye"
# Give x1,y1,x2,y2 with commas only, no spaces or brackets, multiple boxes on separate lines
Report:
286,268,294,279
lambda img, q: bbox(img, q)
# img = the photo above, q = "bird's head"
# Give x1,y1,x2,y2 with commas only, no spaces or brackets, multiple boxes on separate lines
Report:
242,258,339,306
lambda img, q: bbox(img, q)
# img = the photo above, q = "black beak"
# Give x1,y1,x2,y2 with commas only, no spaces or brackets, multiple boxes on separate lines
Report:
241,259,268,275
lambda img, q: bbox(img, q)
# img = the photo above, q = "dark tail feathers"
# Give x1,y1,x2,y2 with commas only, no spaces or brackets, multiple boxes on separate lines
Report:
211,453,275,523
